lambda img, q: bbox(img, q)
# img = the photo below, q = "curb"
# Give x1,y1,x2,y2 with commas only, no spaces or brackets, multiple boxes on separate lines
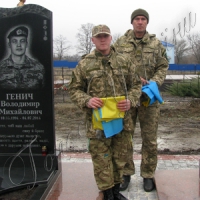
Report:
61,152,200,161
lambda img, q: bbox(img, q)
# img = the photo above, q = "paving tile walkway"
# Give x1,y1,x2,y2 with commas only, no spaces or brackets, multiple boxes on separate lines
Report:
46,153,200,200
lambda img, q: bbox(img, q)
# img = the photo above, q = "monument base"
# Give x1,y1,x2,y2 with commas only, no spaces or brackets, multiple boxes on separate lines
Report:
29,164,62,200
0,150,61,197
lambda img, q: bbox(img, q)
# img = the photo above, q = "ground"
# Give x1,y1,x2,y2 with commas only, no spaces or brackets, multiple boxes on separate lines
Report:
0,93,199,200
54,92,200,154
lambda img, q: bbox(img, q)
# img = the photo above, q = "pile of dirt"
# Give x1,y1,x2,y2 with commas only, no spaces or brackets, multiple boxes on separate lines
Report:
157,98,200,154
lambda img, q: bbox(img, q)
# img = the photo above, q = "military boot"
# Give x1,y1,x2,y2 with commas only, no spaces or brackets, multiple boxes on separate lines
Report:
103,188,114,200
119,175,130,191
113,184,128,200
143,178,155,192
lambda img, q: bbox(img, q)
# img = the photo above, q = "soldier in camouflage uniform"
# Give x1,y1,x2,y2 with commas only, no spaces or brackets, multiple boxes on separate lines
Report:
0,26,44,89
114,9,169,192
68,24,141,200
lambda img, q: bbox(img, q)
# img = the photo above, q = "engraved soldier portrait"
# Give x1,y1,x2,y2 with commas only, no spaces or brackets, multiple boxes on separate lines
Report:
0,25,45,89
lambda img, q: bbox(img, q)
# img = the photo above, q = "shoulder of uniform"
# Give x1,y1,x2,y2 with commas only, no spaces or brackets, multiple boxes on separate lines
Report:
111,45,116,52
124,29,133,36
114,30,133,47
82,50,96,60
0,59,8,67
144,33,163,46
152,37,164,46
148,33,156,38
26,56,44,69
81,53,88,60
118,29,133,41
76,52,95,67
142,32,153,41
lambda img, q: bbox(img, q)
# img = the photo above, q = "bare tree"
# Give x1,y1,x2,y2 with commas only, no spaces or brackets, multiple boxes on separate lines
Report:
187,33,200,63
76,23,94,55
54,35,71,60
111,33,122,44
174,39,190,64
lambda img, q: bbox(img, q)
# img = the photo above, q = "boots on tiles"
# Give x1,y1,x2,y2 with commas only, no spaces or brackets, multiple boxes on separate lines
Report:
143,178,155,192
103,188,114,200
113,184,128,200
119,175,130,191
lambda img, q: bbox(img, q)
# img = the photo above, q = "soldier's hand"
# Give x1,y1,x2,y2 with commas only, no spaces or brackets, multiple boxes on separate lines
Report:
86,97,103,109
140,77,149,85
117,99,131,111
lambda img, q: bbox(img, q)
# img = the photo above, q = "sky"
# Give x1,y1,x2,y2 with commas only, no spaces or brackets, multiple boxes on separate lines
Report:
0,0,199,55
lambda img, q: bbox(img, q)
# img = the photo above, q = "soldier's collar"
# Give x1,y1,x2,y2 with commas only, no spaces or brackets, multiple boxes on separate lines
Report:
95,48,113,58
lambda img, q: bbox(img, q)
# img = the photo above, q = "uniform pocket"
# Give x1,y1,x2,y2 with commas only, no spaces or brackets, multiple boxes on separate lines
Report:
86,70,104,94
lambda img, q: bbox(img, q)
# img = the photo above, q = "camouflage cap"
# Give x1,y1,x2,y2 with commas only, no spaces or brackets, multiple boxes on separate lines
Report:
92,24,111,37
7,26,28,39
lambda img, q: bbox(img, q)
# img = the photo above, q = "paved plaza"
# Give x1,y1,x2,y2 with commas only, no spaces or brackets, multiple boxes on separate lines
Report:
46,153,200,200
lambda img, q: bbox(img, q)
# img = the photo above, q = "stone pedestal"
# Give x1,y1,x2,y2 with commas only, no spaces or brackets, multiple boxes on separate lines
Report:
0,4,59,194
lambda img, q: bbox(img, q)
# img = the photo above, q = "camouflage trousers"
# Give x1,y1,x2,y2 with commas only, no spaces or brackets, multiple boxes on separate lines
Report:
123,103,160,178
88,130,133,191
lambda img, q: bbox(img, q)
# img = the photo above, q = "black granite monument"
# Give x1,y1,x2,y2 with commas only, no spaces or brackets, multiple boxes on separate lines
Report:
0,4,61,196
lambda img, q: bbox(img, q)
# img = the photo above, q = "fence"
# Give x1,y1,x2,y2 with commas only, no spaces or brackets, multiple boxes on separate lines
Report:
53,65,200,103
54,67,73,103
168,64,200,75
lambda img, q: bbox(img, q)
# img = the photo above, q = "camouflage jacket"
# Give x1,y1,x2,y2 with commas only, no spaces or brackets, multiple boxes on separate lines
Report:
0,55,44,89
114,30,169,86
68,47,142,138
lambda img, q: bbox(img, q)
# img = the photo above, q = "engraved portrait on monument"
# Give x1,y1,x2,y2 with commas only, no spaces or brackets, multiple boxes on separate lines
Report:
0,4,60,195
0,25,45,89
0,4,54,155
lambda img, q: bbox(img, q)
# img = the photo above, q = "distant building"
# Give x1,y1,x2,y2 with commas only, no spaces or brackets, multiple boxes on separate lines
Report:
161,41,175,64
